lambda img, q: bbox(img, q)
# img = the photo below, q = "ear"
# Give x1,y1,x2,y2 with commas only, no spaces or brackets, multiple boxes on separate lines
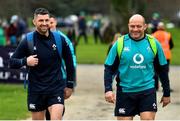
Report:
144,24,148,30
32,19,36,26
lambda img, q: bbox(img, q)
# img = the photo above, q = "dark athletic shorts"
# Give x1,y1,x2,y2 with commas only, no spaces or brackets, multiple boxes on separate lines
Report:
115,88,157,116
28,91,64,112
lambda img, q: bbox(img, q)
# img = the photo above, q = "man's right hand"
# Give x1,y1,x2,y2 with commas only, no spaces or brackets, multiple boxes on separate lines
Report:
105,91,116,104
27,55,39,66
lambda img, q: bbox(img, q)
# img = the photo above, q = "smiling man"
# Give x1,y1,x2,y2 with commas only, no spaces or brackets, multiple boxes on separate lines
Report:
104,14,171,120
9,8,75,120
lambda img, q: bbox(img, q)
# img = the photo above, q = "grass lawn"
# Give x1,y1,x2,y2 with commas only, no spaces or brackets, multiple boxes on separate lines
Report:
76,35,109,64
0,84,30,120
167,28,180,65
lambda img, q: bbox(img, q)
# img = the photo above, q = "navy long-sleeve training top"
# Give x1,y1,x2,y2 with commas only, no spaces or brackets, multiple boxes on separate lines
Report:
9,31,75,94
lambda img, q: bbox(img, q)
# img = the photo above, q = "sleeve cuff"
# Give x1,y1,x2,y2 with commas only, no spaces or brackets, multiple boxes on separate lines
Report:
105,86,113,93
22,57,27,66
163,89,170,97
66,81,74,88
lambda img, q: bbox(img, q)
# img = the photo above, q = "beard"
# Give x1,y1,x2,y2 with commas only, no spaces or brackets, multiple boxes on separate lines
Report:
37,26,49,35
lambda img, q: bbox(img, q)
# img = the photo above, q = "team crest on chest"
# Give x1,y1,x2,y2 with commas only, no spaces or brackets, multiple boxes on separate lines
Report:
52,44,57,50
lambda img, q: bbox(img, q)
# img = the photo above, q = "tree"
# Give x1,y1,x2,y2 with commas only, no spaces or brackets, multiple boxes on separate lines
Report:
110,0,147,33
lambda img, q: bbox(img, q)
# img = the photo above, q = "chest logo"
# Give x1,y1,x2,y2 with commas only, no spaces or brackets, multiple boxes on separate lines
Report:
124,47,130,51
52,44,57,50
133,53,144,64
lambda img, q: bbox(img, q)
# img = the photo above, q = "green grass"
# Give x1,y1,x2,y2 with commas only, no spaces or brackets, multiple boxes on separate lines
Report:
0,84,30,120
76,35,109,64
167,28,180,65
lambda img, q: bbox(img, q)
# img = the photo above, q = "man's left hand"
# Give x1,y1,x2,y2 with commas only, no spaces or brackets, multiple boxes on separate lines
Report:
160,96,171,107
64,87,73,99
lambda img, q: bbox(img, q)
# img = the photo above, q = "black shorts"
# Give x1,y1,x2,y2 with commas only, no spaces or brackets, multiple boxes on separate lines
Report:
28,91,64,112
115,88,157,116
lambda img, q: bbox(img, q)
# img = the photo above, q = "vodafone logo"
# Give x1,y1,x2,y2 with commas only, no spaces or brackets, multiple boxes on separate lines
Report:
133,53,144,64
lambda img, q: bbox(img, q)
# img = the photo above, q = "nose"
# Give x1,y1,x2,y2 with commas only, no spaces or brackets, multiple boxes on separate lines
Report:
133,26,139,31
42,20,47,25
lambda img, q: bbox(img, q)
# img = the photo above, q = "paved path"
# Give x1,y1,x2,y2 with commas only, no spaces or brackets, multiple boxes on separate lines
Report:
63,65,180,120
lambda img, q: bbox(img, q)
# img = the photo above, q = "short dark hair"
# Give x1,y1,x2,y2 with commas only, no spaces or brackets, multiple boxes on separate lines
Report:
50,14,56,19
34,8,50,17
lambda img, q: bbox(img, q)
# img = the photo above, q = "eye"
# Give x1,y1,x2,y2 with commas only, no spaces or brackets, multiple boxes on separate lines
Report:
45,19,49,22
39,19,44,22
130,25,135,28
136,25,142,28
